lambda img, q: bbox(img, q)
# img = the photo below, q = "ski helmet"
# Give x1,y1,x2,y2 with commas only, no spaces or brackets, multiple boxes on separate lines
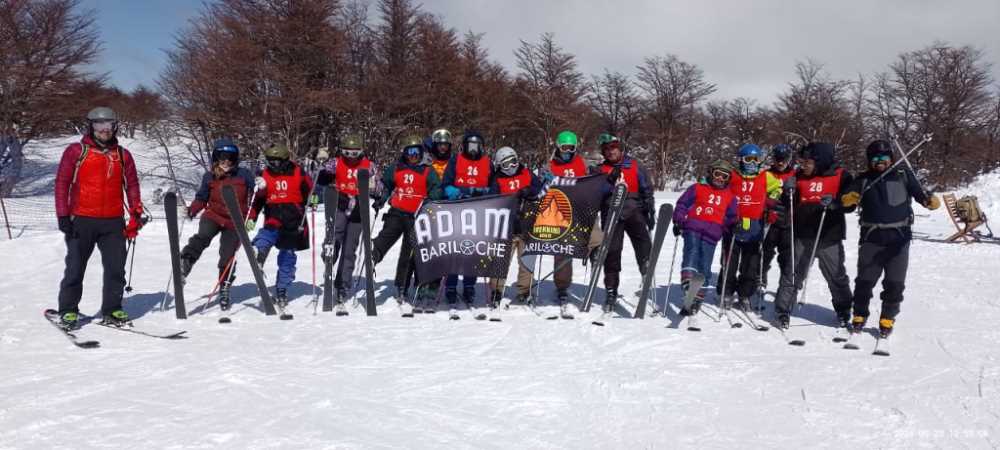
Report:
264,144,291,171
737,143,763,175
865,139,893,162
494,146,519,176
211,138,240,165
708,159,734,187
401,134,424,161
462,130,485,159
86,106,118,142
772,143,792,162
555,130,578,163
597,133,620,149
340,133,364,160
431,128,453,159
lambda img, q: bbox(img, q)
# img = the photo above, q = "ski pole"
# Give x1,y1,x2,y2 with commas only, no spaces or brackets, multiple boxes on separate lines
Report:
794,207,828,309
756,223,771,313
860,134,932,196
310,207,318,314
125,238,137,293
661,234,680,317
717,236,737,320
298,165,325,231
890,134,932,196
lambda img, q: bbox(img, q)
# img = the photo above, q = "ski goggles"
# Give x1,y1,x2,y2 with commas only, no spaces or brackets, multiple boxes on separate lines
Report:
711,169,731,181
870,154,891,163
741,155,761,164
214,144,239,153
465,142,482,154
403,145,422,158
92,120,115,132
342,148,363,159
498,157,518,173
559,144,577,154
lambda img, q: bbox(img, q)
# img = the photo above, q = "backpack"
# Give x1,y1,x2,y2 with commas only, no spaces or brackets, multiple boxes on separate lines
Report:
955,195,985,223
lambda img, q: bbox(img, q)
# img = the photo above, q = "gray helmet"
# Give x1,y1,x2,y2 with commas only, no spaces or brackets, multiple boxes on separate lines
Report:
86,107,117,122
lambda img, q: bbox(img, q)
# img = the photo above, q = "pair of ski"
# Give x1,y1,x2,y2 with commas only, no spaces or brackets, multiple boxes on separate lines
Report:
833,330,891,356
44,309,188,349
320,170,377,317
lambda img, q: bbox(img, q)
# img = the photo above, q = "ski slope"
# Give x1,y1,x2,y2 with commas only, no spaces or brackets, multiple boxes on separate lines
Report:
1,136,998,449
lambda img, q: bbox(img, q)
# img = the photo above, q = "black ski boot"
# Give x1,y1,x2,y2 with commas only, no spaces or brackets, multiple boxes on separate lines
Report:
102,309,131,327
602,288,618,313
275,288,289,308
180,255,195,281
776,314,790,330
218,281,232,311
556,289,569,306
733,296,750,312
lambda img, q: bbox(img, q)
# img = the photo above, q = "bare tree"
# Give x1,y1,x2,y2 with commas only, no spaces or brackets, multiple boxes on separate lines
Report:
587,70,642,141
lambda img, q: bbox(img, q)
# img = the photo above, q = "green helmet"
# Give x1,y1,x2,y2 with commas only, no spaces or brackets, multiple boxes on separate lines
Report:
597,133,620,147
401,134,423,149
340,133,364,150
708,159,734,174
556,130,578,147
264,144,290,160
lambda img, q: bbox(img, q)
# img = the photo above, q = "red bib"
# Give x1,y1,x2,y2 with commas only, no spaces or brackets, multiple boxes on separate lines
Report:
335,157,371,196
600,161,639,193
453,154,491,188
497,167,533,195
689,183,734,225
549,157,587,178
797,168,843,205
730,172,768,220
263,166,304,205
390,166,429,213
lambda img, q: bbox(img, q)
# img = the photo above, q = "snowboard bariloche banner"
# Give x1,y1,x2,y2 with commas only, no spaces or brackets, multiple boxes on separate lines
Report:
522,174,605,259
413,195,519,284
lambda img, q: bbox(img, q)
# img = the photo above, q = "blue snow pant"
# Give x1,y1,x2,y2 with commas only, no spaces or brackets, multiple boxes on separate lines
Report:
680,230,718,301
252,228,297,290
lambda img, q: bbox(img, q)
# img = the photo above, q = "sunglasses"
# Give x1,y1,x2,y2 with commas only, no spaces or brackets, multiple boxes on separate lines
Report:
871,154,891,163
711,169,731,181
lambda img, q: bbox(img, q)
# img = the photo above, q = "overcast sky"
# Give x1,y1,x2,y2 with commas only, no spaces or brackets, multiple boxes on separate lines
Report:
87,0,999,105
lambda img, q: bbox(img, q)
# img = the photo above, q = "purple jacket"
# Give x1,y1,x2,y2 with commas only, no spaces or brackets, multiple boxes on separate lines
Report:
672,182,738,245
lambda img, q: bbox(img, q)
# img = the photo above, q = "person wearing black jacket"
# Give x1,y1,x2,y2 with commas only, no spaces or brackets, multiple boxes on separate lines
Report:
773,142,855,329
840,140,940,337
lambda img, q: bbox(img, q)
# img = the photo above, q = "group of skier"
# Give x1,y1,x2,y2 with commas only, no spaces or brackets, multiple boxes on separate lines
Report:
52,106,940,344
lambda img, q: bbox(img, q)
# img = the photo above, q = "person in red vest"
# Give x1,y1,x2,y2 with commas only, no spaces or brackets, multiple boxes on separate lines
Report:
717,144,782,311
760,143,796,288
247,144,314,307
773,142,855,330
545,130,602,305
53,107,143,328
441,130,494,306
486,146,545,312
671,160,739,315
178,138,255,310
370,134,442,311
595,133,655,313
315,134,380,308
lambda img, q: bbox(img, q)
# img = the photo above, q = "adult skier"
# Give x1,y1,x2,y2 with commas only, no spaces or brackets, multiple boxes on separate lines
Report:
718,144,782,310
840,140,940,337
179,138,255,310
370,135,442,307
247,144,314,307
772,142,855,329
486,146,545,310
53,107,144,328
595,133,655,313
760,143,796,287
316,134,379,304
545,130,602,304
672,160,739,314
441,130,494,306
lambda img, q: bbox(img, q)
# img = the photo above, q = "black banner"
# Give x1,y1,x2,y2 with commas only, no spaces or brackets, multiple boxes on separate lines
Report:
413,195,519,284
523,174,605,258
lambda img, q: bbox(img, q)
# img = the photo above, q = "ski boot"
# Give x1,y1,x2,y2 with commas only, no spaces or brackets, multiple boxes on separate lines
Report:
274,288,289,308
556,289,575,319
60,311,80,330
514,292,530,306
602,288,618,313
180,255,195,282
102,309,131,327
255,247,270,266
850,315,866,334
776,313,790,330
878,318,894,338
489,290,503,310
732,296,751,312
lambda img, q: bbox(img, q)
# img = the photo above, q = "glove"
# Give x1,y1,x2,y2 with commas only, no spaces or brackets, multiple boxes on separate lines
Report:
255,176,267,190
645,208,656,231
925,194,941,211
540,170,555,183
444,186,461,200
607,167,622,184
672,221,682,237
767,210,779,225
58,216,73,236
123,205,146,239
841,191,860,208
245,219,256,233
471,187,489,196
309,193,320,209
820,194,833,208
186,206,197,220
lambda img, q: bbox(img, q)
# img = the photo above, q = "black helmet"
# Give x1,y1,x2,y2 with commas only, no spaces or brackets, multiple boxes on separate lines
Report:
865,140,893,161
211,138,240,164
462,130,485,158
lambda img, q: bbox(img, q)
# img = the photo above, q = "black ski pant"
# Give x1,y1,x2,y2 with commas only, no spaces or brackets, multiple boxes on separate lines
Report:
716,236,762,300
371,208,416,291
325,208,362,290
181,217,239,279
774,238,853,318
761,225,791,288
603,204,652,290
851,239,910,321
58,217,127,316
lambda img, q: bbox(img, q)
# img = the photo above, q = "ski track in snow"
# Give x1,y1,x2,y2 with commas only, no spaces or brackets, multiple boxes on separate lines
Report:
1,136,999,449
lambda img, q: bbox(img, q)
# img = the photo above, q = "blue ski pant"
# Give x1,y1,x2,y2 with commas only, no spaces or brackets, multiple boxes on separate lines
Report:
252,228,297,290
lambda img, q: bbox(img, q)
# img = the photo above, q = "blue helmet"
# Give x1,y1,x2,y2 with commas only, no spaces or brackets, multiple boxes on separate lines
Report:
737,143,763,175
772,144,792,162
212,138,239,164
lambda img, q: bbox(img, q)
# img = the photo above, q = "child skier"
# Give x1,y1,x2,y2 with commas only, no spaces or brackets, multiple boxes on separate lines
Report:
180,138,256,310
718,144,782,311
760,143,796,288
246,144,314,307
672,160,739,316
840,139,940,338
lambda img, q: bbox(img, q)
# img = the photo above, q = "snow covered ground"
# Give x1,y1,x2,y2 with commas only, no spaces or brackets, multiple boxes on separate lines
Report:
1,136,999,449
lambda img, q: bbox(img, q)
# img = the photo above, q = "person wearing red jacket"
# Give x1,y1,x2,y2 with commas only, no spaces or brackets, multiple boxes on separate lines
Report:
53,107,143,329
178,138,255,310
